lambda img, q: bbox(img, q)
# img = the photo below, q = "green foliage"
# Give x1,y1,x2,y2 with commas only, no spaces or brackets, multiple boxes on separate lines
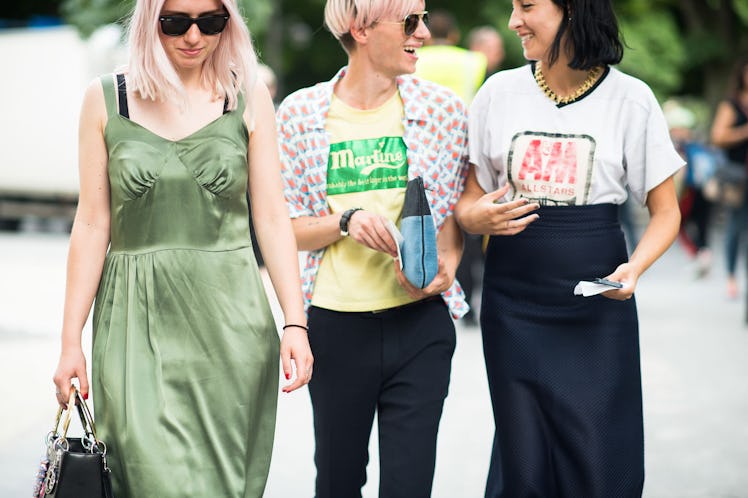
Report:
60,0,272,39
49,0,748,103
618,13,686,99
468,5,525,70
236,1,272,35
60,0,133,38
257,0,346,95
737,0,748,25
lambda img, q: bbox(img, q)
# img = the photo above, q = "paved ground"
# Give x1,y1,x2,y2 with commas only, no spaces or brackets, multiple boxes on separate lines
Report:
1,229,747,497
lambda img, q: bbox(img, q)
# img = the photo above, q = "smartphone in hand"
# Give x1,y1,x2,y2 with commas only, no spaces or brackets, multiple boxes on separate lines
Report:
593,278,623,289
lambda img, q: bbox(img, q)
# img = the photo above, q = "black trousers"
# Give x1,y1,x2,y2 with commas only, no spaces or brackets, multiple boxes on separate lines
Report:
308,298,456,498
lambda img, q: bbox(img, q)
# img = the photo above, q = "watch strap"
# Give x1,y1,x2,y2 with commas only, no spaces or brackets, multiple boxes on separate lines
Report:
339,208,363,236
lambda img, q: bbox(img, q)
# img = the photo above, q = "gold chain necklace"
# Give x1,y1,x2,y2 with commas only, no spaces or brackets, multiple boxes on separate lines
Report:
534,61,602,105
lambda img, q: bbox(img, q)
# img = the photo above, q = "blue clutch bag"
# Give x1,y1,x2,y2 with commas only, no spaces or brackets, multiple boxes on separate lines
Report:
399,177,438,288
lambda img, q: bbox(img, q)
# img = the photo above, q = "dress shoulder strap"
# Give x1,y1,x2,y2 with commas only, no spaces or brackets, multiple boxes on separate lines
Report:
99,74,130,119
99,74,118,120
115,74,129,118
234,87,252,132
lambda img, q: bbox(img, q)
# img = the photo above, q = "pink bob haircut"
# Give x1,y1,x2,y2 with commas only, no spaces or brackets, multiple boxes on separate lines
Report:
324,0,422,53
125,0,257,111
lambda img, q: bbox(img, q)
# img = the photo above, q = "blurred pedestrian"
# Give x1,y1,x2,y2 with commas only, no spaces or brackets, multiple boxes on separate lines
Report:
455,0,683,496
257,62,278,104
467,25,505,76
277,1,469,496
456,26,508,325
52,0,312,496
414,9,486,105
710,55,748,299
415,10,492,325
665,100,715,277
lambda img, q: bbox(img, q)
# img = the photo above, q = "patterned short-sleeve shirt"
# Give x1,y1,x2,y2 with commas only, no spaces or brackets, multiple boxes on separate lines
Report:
277,68,470,318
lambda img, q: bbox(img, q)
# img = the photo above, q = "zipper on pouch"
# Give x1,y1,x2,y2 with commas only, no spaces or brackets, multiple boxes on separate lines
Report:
417,177,427,288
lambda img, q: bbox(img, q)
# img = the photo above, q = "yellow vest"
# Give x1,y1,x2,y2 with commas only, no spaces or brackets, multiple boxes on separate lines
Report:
415,45,487,104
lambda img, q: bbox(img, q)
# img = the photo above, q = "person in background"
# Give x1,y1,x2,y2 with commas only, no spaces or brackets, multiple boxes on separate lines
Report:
414,9,486,105
467,25,505,76
452,25,508,325
52,0,312,496
710,55,748,299
416,11,492,325
455,0,683,495
277,1,469,496
665,100,714,278
257,63,278,104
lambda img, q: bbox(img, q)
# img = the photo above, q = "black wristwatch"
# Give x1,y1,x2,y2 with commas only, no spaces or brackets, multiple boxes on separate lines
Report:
339,208,363,236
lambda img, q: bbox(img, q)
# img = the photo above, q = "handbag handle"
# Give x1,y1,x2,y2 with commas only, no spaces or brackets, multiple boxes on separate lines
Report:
52,386,105,454
74,388,100,444
50,389,78,451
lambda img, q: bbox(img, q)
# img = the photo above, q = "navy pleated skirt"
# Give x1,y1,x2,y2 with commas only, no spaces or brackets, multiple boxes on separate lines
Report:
481,204,644,498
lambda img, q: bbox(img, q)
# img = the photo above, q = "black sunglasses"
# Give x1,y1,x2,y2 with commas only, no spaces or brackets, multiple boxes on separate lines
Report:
159,13,230,36
402,11,429,37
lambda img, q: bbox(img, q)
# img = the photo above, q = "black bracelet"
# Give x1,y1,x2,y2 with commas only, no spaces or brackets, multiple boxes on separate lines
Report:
282,324,309,332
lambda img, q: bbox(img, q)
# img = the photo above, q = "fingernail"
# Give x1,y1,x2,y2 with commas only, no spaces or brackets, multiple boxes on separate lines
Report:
83,392,89,400
285,373,290,380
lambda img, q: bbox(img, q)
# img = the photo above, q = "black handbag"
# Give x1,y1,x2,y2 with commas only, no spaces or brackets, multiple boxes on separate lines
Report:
34,387,114,498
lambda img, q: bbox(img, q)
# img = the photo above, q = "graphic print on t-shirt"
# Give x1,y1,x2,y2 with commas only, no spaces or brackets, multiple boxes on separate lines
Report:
507,131,596,206
327,136,408,195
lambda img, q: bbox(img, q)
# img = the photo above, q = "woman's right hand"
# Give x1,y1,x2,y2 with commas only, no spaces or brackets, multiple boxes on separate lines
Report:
456,168,540,235
460,183,540,235
53,347,89,408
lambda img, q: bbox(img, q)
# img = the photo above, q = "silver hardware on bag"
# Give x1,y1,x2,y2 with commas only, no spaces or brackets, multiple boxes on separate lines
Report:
38,386,110,496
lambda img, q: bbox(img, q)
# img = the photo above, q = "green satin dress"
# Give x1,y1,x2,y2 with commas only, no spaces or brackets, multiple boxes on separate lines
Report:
91,75,280,498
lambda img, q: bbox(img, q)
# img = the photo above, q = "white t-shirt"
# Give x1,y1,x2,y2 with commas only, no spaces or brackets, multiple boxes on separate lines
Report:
469,65,684,206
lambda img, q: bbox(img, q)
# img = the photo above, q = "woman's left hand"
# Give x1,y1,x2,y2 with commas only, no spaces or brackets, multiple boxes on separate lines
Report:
280,327,314,393
600,262,639,301
393,256,453,300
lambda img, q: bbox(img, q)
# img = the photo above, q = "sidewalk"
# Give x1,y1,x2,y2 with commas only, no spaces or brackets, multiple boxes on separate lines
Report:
1,231,747,497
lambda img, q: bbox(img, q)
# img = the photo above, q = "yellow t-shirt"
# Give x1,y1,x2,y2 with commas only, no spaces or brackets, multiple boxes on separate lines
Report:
311,91,417,312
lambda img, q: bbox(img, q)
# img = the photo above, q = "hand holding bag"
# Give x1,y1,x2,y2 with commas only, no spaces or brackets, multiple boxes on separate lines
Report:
34,387,114,498
399,176,438,288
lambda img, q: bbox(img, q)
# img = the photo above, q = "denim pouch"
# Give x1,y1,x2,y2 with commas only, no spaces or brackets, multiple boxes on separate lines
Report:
399,176,438,288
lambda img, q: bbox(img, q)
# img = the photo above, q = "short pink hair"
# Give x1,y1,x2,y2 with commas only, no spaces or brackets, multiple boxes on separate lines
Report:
324,0,422,53
125,0,257,111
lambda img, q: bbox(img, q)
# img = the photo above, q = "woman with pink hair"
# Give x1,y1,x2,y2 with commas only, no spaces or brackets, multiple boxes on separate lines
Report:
52,0,312,496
